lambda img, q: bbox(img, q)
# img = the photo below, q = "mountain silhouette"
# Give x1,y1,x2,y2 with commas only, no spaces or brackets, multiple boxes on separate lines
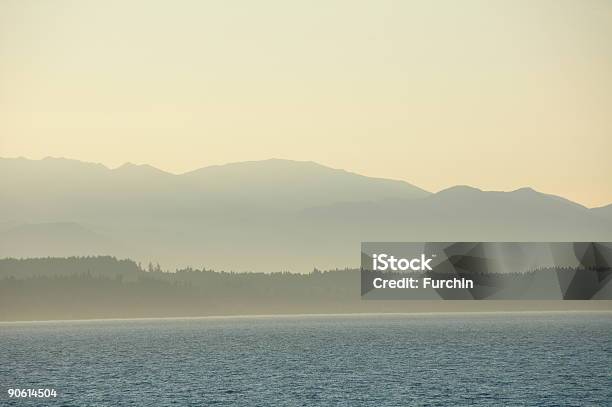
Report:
0,157,428,220
593,203,612,222
0,221,117,258
1,157,610,272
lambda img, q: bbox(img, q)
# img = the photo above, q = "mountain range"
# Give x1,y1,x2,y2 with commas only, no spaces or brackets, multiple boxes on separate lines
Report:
1,157,611,272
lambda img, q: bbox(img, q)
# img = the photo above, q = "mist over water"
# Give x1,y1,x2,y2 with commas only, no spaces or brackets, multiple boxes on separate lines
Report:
1,313,610,406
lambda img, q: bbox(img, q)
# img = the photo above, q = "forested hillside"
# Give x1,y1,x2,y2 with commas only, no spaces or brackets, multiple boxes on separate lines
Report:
1,257,609,321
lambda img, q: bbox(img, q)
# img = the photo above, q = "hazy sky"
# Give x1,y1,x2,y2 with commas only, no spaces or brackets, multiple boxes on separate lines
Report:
1,0,611,207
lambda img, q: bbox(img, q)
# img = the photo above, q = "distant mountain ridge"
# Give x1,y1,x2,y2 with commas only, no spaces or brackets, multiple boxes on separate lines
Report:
0,157,429,220
0,222,118,258
592,203,612,222
1,157,611,272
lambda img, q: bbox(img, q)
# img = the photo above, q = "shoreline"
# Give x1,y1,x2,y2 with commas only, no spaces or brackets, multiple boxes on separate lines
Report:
2,309,611,324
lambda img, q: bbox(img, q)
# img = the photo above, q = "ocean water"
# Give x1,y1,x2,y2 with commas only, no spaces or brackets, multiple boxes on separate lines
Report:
1,313,610,406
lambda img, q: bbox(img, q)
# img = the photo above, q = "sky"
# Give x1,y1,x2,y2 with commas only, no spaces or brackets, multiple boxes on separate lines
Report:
1,0,611,207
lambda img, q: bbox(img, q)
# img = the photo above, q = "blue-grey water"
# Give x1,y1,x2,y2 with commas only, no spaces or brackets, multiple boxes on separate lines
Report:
1,313,611,406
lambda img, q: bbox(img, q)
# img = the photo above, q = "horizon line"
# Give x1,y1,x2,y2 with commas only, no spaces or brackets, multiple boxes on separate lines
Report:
1,155,609,209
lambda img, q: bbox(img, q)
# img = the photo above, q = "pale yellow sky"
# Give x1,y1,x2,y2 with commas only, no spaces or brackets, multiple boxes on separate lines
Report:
1,0,611,207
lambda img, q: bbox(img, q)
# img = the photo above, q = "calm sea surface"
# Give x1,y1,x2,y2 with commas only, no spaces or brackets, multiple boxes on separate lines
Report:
1,313,611,406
